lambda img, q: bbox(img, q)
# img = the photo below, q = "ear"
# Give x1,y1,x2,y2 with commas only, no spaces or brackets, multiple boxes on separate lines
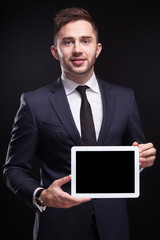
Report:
51,45,59,60
96,43,102,59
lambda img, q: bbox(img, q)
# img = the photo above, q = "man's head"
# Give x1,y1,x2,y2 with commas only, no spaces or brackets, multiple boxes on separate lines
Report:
51,7,102,83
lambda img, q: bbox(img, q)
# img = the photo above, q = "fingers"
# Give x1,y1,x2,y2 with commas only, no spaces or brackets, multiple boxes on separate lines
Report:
132,141,139,147
139,150,156,168
54,175,71,188
58,191,91,208
139,143,156,162
132,142,156,169
139,142,156,154
140,160,155,169
139,147,156,159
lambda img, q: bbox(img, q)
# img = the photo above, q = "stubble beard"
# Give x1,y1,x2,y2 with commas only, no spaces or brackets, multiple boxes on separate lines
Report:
62,56,96,80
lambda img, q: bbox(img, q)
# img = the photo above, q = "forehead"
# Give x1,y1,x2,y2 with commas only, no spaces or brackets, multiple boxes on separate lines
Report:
57,20,96,40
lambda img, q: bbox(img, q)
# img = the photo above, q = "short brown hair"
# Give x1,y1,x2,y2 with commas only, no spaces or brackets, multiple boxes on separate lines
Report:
53,7,98,44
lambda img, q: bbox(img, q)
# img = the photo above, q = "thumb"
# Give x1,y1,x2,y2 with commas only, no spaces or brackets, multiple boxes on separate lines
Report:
132,141,139,147
54,175,71,188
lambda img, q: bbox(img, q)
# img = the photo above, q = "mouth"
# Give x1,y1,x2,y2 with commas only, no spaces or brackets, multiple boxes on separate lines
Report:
71,58,86,66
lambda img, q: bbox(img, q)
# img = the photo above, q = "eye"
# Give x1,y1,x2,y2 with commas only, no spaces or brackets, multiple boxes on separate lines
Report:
82,40,89,44
64,40,73,45
81,37,92,44
82,39,89,44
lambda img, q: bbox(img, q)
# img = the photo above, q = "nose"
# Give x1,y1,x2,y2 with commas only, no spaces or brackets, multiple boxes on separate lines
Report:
73,41,82,55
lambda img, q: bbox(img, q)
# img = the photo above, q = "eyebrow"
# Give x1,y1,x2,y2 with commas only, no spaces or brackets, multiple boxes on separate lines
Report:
62,36,93,41
81,36,92,39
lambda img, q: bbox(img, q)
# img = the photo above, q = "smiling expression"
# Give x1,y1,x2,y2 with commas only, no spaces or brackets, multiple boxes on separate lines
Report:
51,20,102,83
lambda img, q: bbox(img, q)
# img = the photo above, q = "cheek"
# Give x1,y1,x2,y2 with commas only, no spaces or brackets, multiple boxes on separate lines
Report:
56,47,63,59
85,45,98,58
88,50,98,61
58,47,72,61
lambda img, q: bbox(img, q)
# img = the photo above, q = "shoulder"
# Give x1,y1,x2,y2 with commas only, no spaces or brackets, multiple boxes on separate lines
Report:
98,77,134,97
97,77,137,109
21,78,61,103
25,78,59,97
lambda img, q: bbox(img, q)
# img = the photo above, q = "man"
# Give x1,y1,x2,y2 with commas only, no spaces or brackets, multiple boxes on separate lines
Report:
3,7,156,240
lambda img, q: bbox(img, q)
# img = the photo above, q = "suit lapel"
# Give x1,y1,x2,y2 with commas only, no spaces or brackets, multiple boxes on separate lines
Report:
49,78,83,146
97,78,116,146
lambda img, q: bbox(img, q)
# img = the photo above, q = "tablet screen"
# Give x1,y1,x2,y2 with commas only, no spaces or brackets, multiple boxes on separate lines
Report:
71,146,139,198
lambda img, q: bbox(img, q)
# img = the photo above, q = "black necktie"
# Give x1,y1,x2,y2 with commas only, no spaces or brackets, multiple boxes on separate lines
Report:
76,86,96,146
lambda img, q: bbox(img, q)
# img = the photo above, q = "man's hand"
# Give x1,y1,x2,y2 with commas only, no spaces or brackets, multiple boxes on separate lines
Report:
132,142,156,169
41,175,91,208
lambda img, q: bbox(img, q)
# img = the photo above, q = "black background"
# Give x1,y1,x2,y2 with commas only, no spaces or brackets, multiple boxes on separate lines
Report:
1,0,160,239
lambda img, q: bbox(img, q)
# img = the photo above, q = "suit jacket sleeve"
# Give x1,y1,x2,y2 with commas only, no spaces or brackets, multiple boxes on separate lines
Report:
123,88,146,145
3,93,42,210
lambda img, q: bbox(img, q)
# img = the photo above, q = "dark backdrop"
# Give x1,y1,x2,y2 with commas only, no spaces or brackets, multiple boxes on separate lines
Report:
1,1,160,239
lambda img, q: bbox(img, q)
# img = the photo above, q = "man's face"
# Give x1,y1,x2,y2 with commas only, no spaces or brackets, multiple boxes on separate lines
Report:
51,20,102,82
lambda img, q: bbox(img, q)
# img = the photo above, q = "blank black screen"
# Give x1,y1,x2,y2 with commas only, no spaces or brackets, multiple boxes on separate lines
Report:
76,151,135,194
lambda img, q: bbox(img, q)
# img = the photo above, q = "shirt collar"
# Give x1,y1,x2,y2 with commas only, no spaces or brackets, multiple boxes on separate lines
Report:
61,72,100,96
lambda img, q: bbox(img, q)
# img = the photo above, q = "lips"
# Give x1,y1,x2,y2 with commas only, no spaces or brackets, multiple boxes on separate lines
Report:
71,58,86,65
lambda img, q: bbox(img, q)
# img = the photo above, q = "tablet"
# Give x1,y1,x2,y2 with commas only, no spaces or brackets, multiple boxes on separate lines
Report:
71,146,139,198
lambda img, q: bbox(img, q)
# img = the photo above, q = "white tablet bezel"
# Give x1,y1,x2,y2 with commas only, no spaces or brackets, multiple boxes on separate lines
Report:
71,146,139,198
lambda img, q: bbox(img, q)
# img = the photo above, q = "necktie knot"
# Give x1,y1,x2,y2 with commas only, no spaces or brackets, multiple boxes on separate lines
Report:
76,85,89,97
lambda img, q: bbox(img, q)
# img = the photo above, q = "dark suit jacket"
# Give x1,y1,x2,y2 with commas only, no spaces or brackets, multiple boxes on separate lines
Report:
3,77,146,240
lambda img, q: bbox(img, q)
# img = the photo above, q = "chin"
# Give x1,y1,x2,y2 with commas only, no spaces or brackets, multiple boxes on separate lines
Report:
71,66,93,76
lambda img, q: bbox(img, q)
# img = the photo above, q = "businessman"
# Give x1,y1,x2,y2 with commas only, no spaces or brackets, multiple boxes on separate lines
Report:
3,7,156,240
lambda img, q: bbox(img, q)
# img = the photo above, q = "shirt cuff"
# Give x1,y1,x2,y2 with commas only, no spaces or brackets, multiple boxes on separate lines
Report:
140,168,144,173
33,187,46,212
